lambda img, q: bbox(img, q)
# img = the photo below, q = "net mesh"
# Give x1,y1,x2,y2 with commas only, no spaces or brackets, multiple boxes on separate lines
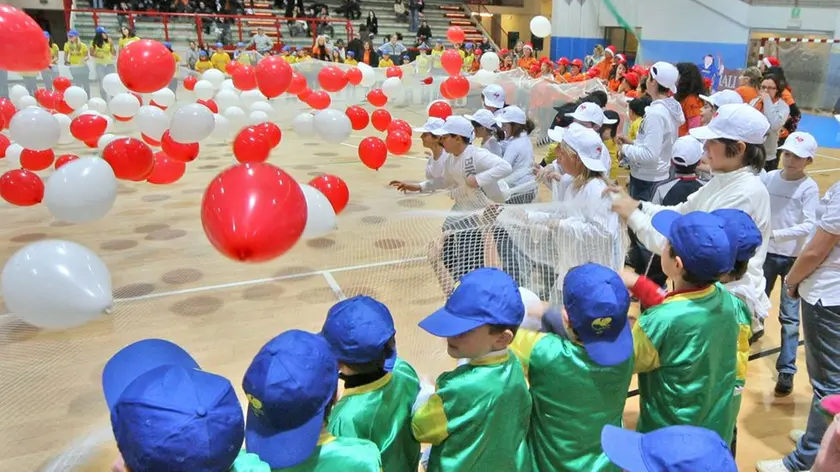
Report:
761,39,836,110
0,60,628,469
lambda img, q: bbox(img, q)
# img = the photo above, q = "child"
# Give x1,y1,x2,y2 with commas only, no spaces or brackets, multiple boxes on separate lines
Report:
620,72,640,98
211,43,231,72
761,131,820,396
379,52,394,68
243,330,383,470
321,296,421,472
699,89,743,125
510,264,633,472
601,425,738,472
414,117,449,185
565,102,617,173
102,339,263,472
601,110,621,180
564,59,584,82
466,109,504,156
495,105,538,204
401,55,411,66
195,51,213,73
627,97,648,143
281,46,297,64
412,268,532,471
344,50,358,65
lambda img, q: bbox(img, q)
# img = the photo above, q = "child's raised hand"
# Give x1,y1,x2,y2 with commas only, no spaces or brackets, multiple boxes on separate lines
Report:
390,180,421,193
619,268,640,289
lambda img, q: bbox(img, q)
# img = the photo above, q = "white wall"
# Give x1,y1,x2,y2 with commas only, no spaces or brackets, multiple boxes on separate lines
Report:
6,0,66,10
551,0,600,38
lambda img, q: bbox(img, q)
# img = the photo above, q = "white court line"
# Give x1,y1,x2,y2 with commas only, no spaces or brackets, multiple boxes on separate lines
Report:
117,256,425,303
809,166,840,174
817,153,840,162
322,271,347,300
339,142,427,161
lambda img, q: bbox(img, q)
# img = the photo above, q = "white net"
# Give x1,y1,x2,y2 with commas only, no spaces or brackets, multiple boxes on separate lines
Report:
0,59,628,469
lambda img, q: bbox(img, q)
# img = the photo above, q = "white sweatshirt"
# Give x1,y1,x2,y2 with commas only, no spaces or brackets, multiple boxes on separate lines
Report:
627,167,772,319
501,132,537,188
755,96,790,161
763,170,820,257
621,97,685,182
483,136,503,157
420,144,512,205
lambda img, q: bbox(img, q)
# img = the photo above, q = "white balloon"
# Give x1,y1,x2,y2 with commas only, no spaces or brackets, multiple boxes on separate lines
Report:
248,110,269,125
202,69,225,89
97,133,117,151
219,79,236,91
239,90,267,110
17,95,37,109
102,73,128,97
87,97,108,114
5,143,23,167
71,104,90,118
313,108,352,144
1,240,112,329
292,112,315,136
381,76,404,99
63,86,88,110
472,69,497,86
150,88,176,109
358,62,376,87
10,85,30,107
223,106,247,133
135,105,169,140
194,80,215,101
45,157,117,224
211,114,231,141
530,16,552,38
249,101,275,120
300,184,337,239
9,107,59,150
519,287,542,314
53,113,73,144
214,89,240,111
108,93,141,119
170,103,215,143
480,51,501,72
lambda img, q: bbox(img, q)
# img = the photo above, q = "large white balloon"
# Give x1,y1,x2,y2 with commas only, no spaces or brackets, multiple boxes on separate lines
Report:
249,101,276,120
211,113,231,141
5,143,23,167
87,97,108,114
314,109,352,144
135,105,169,140
472,69,497,86
102,73,128,97
17,95,37,109
193,80,215,101
530,16,552,38
9,107,59,150
10,85,30,108
150,88,176,109
1,240,112,329
480,51,501,72
248,110,269,125
97,133,117,151
214,89,240,111
45,157,117,224
53,113,73,144
108,93,141,119
381,77,404,99
223,106,247,133
239,89,267,110
170,103,215,143
202,69,225,89
300,184,337,239
219,79,236,91
63,86,88,110
358,62,376,87
292,112,315,136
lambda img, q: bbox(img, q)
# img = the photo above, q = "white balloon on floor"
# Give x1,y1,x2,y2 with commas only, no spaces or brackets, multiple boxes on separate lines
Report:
214,89,240,111
170,103,215,143
381,77,404,99
530,16,552,38
223,106,247,133
109,93,141,119
63,86,88,110
472,69,497,86
202,69,225,89
135,105,169,140
219,79,236,91
97,133,117,151
249,101,275,120
17,95,37,109
314,108,352,144
480,51,501,72
292,112,315,136
299,184,337,240
194,80,215,101
211,113,231,141
239,89,267,110
53,113,73,144
9,85,29,108
45,157,117,224
1,239,113,330
102,73,128,97
150,88,176,109
9,107,59,151
87,97,108,114
5,143,23,167
248,110,269,125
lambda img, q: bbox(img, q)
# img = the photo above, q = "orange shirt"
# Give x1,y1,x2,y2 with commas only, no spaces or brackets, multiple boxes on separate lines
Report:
597,58,613,80
518,56,537,70
735,86,759,105
564,72,584,83
679,95,703,137
363,50,371,65
779,88,796,139
608,78,622,92
625,89,638,99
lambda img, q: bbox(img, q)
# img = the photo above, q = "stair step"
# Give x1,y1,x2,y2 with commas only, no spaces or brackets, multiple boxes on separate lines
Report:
449,20,472,25
248,19,277,26
439,5,461,10
443,13,469,18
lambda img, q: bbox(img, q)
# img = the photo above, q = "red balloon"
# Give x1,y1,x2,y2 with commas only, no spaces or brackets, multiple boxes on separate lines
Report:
308,174,349,215
55,99,74,115
0,168,43,206
141,133,161,147
20,148,54,171
306,91,331,110
233,126,272,163
439,80,455,100
358,137,387,170
102,137,155,181
54,154,79,169
371,109,392,132
345,106,370,131
117,40,176,93
183,75,197,91
367,89,388,108
255,56,293,98
84,139,99,149
226,61,241,75
232,64,257,91
443,76,470,99
421,76,434,85
286,72,307,95
297,88,313,102
387,119,412,137
441,49,464,76
113,115,132,122
37,89,59,110
0,133,9,157
385,66,403,79
429,101,453,119
447,26,465,44
256,122,282,148
386,130,412,155
0,98,16,130
70,114,108,142
161,130,200,162
346,68,363,86
318,65,349,93
201,163,308,262
197,98,219,113
53,76,72,93
0,6,50,72
147,151,186,184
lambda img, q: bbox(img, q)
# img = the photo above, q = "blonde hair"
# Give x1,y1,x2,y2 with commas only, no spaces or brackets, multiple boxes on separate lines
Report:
559,142,605,190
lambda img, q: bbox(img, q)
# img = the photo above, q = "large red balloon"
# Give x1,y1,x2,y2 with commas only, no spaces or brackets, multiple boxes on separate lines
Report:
233,126,272,163
443,76,470,99
385,66,403,80
367,89,388,108
0,6,50,72
318,65,348,92
345,106,370,131
255,56,293,98
232,64,257,91
20,148,54,171
441,50,464,76
256,122,282,148
309,174,349,215
0,133,9,157
70,114,108,143
102,137,155,181
55,98,74,115
286,72,307,95
371,109,392,132
54,154,79,169
53,76,71,93
439,80,455,100
147,151,186,184
306,91,331,110
0,98,17,130
358,137,387,170
387,119,412,137
161,130,200,162
141,133,161,147
447,26,465,44
0,169,43,206
429,101,453,120
117,39,177,93
386,131,412,155
201,163,307,262
346,68,363,86
183,75,197,91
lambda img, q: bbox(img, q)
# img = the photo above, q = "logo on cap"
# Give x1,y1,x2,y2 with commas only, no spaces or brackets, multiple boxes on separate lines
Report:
580,104,587,110
247,394,264,415
592,317,612,335
713,112,719,118
795,136,804,142
596,146,602,154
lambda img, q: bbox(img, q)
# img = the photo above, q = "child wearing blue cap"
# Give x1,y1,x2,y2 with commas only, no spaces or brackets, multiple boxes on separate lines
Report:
344,51,358,65
211,43,231,72
509,263,634,471
242,330,382,471
412,267,532,472
102,339,267,472
321,296,421,472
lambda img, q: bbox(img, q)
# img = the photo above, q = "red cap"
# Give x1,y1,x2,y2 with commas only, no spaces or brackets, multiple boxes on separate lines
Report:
623,72,639,88
587,67,600,78
524,42,534,49
571,58,583,67
762,56,780,68
615,53,626,63
557,57,570,65
605,45,616,55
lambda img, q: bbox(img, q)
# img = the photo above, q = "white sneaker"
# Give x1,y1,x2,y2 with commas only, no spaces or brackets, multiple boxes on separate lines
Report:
755,459,795,472
789,429,805,444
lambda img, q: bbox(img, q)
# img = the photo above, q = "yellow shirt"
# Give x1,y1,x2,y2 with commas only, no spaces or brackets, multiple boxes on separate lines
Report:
236,52,252,66
90,40,115,65
195,59,213,73
118,36,140,50
378,58,394,68
296,55,310,62
210,52,230,71
629,117,643,142
172,52,181,78
344,58,358,65
282,55,297,64
605,138,619,180
431,48,443,68
50,43,59,65
463,55,474,72
63,41,89,65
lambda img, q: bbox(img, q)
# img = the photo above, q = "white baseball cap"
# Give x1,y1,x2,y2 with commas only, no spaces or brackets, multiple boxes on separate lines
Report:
431,115,476,141
464,109,497,130
671,136,704,166
494,105,527,125
413,117,445,133
482,84,506,109
565,102,617,127
650,61,679,94
546,124,607,172
689,103,770,145
778,131,818,158
699,90,743,109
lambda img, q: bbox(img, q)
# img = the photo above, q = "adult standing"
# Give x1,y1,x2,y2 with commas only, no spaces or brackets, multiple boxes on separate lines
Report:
90,26,116,102
64,29,91,97
247,27,275,55
754,74,790,172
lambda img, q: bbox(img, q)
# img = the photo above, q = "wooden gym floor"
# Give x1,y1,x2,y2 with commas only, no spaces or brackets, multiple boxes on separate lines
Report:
0,97,838,471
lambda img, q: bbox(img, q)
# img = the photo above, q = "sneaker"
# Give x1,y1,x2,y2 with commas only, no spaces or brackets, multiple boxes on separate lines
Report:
755,459,799,472
789,429,805,444
775,373,794,397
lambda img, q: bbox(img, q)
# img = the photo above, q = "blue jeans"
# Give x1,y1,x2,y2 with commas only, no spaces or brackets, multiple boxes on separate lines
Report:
763,253,800,375
629,175,663,202
784,300,840,471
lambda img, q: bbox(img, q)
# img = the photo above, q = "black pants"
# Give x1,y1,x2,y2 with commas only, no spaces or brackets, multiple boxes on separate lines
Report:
441,226,523,287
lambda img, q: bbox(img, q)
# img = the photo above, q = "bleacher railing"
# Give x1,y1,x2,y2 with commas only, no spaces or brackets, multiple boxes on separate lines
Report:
466,3,506,50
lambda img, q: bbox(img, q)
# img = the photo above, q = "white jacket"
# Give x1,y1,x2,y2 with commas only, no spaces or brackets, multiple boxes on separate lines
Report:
627,167,772,319
755,96,790,160
420,144,512,205
621,97,685,182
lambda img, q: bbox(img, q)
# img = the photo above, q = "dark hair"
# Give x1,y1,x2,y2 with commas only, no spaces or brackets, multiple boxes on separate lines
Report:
673,162,699,174
628,97,649,117
728,260,749,281
121,27,135,39
447,134,471,145
601,110,620,139
585,90,608,108
93,32,107,49
718,138,766,173
342,337,396,374
675,62,706,101
488,324,519,337
471,120,505,141
509,118,536,136
760,73,786,100
766,66,787,84
668,246,720,285
552,101,578,128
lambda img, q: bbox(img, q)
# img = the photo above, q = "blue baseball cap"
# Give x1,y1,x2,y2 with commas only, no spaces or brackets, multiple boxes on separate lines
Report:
652,210,734,280
601,424,737,472
563,264,632,366
102,339,245,472
242,330,339,469
711,209,762,262
95,26,108,34
347,50,355,56
321,295,397,370
68,29,79,37
216,42,224,48
420,268,525,337
282,45,291,51
43,31,50,39
237,42,245,48
163,41,172,49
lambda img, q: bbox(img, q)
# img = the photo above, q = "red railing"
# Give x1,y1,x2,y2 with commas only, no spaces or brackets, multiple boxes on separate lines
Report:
67,8,355,50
